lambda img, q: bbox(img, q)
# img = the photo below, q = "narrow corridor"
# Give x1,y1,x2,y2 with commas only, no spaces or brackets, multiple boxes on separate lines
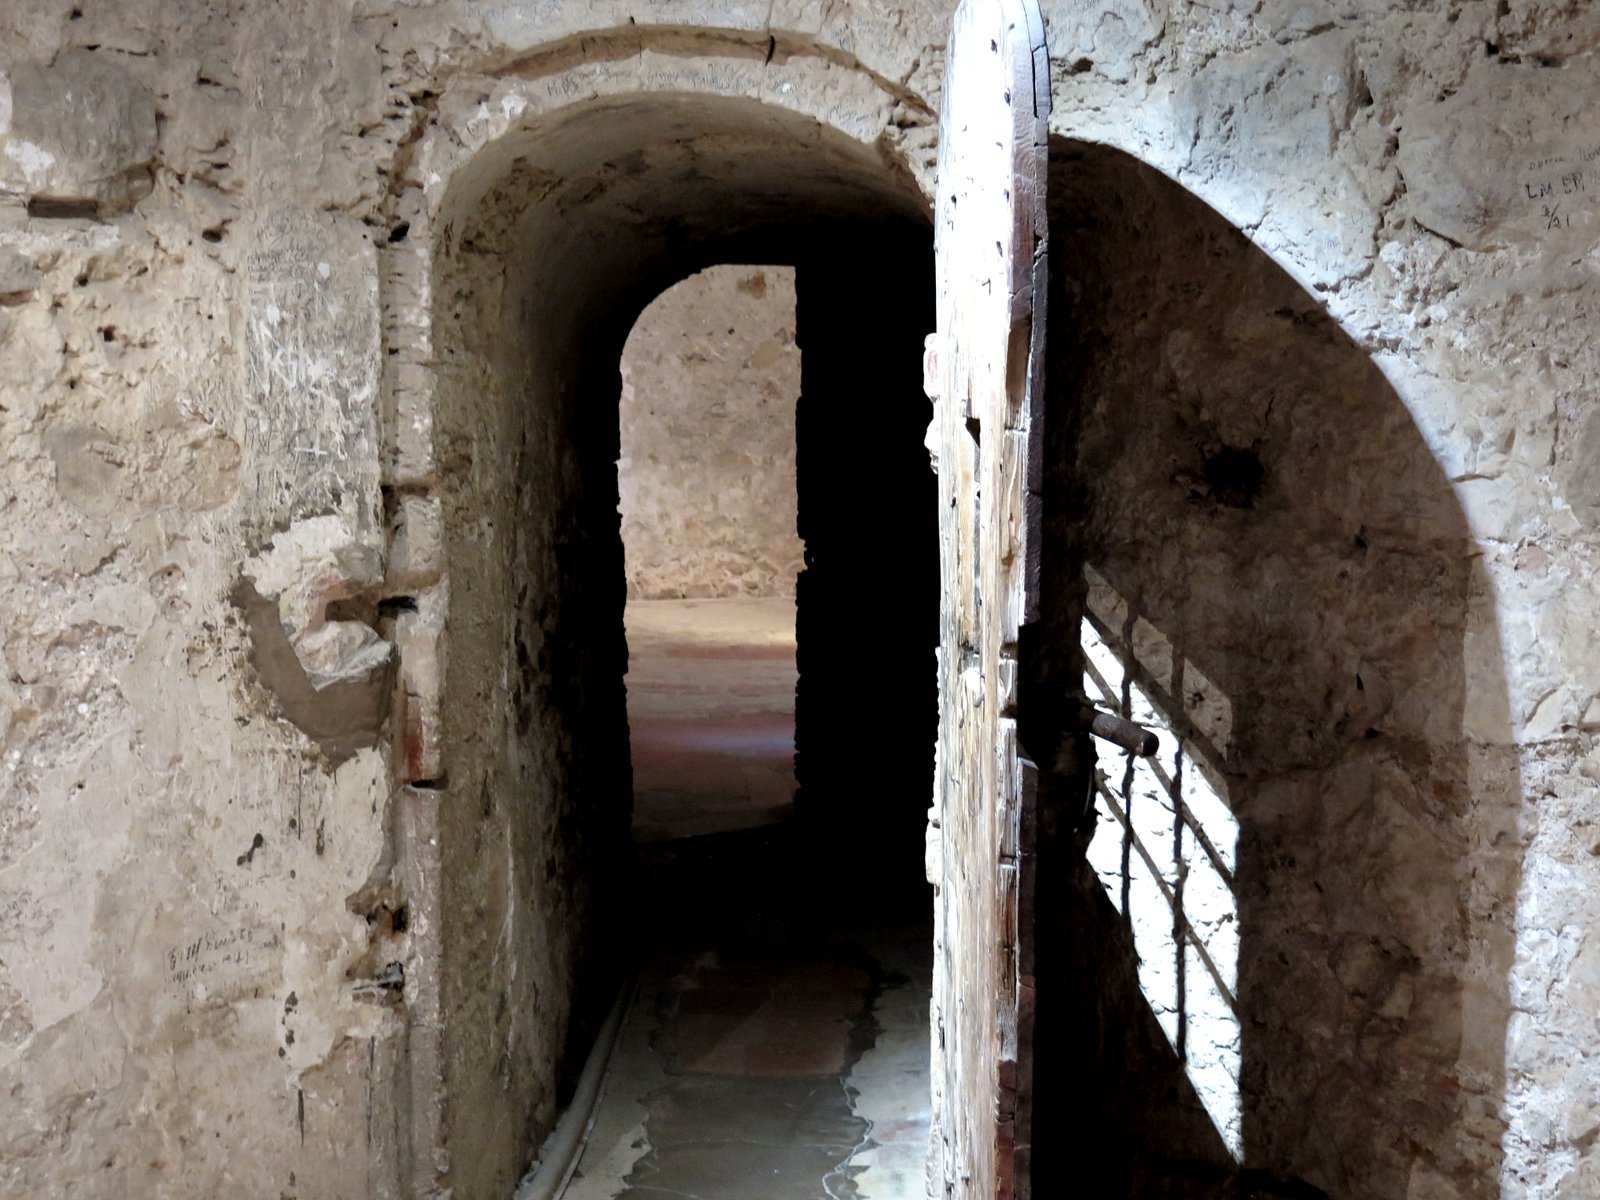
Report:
552,251,938,1200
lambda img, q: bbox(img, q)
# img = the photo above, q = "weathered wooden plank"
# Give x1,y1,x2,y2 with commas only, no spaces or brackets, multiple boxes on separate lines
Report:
929,2,1049,1199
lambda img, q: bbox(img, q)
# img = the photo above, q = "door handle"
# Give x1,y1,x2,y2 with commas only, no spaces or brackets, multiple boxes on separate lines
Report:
1076,705,1159,757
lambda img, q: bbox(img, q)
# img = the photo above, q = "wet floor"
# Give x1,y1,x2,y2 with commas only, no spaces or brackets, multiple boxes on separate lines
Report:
561,830,932,1200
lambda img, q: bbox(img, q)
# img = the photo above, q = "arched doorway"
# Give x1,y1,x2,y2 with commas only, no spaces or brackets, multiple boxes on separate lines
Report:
386,65,938,1198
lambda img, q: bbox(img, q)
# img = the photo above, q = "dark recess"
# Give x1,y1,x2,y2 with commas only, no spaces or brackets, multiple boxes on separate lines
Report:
793,227,938,891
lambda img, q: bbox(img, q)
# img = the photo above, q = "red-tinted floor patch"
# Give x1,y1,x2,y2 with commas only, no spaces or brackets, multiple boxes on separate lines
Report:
673,954,871,1077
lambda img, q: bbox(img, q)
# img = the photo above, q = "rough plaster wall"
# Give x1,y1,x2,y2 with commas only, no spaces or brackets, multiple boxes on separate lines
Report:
1042,7,1600,1196
0,5,936,1196
619,265,803,600
0,5,934,1196
0,0,1597,1198
1032,141,1503,1198
0,6,408,1199
428,153,639,1199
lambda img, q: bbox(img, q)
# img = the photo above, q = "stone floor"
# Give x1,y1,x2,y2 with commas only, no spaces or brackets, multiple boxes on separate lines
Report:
625,598,799,843
560,830,933,1200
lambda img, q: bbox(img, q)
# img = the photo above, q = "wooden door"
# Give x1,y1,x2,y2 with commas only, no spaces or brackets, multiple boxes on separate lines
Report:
927,1,1049,1198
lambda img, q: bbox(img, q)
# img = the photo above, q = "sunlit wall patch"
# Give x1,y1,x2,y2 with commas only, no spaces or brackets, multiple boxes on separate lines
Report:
1081,565,1242,1160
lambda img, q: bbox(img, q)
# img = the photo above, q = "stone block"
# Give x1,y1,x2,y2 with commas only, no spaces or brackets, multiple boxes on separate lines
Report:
1,50,157,216
1396,54,1600,254
1496,0,1600,61
387,382,438,487
0,245,38,301
1046,0,1164,85
386,495,444,590
396,587,446,784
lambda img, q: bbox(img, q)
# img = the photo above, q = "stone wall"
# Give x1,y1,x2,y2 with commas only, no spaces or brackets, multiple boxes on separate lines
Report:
426,147,636,1199
1032,140,1509,1198
0,9,406,1198
0,1,1595,1198
619,265,804,600
1042,9,1600,1196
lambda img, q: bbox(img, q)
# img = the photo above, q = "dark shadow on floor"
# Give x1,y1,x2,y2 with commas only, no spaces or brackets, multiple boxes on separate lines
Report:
563,826,933,1200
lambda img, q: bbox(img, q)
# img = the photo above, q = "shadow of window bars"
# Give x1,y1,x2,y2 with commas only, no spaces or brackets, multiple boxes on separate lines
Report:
1080,565,1243,1159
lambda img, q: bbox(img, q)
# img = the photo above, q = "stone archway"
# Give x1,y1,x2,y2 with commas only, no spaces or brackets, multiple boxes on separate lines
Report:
376,43,936,1199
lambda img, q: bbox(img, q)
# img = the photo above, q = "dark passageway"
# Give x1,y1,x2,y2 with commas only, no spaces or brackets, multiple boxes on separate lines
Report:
509,233,938,1198
794,236,941,893
429,91,945,1199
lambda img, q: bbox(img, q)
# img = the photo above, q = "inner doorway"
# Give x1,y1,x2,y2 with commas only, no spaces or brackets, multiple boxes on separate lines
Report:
545,239,937,1199
621,265,804,845
421,82,945,1196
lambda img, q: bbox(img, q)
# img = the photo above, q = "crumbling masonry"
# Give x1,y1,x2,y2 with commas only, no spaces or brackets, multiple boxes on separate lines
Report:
2,1,1600,1197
